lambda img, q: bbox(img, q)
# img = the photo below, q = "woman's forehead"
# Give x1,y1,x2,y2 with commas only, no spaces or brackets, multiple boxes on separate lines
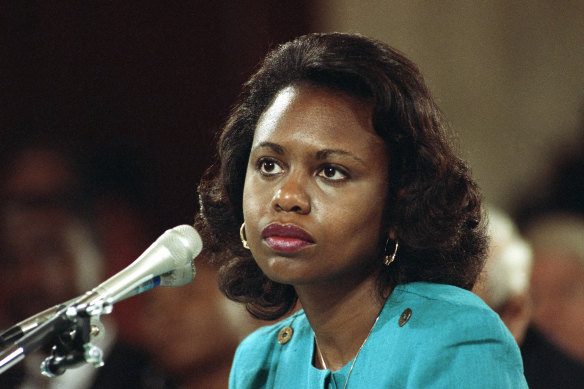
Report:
252,85,385,156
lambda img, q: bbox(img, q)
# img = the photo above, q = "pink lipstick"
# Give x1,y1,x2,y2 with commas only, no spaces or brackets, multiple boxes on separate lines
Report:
261,223,315,253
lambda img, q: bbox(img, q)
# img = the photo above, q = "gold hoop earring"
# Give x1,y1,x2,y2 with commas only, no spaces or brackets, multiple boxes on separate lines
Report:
240,223,250,250
384,240,398,266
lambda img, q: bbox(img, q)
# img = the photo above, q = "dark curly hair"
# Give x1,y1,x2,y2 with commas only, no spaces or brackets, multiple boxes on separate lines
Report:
196,32,488,321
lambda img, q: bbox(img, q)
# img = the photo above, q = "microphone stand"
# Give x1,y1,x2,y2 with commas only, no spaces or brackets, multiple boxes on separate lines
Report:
0,298,112,377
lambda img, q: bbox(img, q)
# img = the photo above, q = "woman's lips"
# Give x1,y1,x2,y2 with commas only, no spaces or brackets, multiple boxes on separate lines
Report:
261,223,315,252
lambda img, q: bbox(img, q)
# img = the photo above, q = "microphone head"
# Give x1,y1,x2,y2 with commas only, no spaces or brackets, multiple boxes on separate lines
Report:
166,224,203,266
157,225,201,286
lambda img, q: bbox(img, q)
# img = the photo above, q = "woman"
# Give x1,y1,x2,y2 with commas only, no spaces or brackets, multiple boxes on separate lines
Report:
196,33,527,388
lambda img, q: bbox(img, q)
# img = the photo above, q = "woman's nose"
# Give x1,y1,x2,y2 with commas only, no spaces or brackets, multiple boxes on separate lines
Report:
271,173,310,214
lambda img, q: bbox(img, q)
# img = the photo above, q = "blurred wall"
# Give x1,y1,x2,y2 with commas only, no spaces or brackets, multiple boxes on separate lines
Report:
0,1,312,233
312,1,584,212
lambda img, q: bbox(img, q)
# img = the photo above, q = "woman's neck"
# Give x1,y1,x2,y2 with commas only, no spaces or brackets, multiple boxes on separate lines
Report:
295,273,388,371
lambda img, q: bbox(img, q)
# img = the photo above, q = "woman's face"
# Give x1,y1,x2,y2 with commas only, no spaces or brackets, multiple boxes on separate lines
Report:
242,84,390,288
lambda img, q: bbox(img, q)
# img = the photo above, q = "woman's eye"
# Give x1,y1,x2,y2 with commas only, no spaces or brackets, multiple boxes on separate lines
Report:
317,166,348,181
258,159,283,176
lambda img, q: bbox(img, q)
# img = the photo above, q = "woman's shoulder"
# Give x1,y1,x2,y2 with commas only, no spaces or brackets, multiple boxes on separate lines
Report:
388,282,522,363
230,309,312,388
372,282,527,387
394,282,499,319
388,282,516,346
238,309,309,349
232,309,310,367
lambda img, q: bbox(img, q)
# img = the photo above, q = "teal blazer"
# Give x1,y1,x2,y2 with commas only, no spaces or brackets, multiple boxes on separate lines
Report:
229,282,528,388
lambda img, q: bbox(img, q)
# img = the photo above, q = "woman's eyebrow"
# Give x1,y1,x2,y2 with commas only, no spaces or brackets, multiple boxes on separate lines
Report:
253,141,284,155
253,143,367,166
316,149,366,166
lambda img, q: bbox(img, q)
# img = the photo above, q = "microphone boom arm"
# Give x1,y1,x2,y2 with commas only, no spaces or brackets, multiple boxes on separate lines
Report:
0,299,109,376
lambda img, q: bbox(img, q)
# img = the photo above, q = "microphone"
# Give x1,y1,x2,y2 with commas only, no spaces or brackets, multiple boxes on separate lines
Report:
77,224,202,306
0,224,202,348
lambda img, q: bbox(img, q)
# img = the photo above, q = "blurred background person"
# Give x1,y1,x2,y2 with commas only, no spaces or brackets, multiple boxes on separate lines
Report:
472,206,533,345
0,136,174,388
140,260,260,389
473,205,584,388
519,212,584,388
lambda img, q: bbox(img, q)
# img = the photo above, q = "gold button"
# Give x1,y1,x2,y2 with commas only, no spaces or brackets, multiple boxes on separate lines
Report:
398,308,412,327
277,326,294,344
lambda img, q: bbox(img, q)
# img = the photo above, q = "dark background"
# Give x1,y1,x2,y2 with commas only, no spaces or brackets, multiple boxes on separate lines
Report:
0,1,313,235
